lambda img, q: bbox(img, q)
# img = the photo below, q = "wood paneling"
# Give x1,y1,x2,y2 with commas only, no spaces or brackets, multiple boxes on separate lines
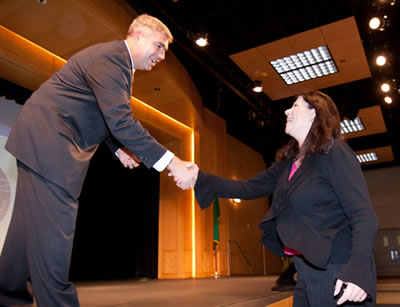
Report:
343,105,387,139
230,17,371,100
355,146,394,165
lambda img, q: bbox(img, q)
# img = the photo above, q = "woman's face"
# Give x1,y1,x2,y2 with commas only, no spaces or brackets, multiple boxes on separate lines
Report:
284,96,316,142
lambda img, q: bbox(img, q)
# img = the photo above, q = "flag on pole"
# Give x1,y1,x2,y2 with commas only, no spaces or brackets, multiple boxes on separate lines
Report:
213,198,220,250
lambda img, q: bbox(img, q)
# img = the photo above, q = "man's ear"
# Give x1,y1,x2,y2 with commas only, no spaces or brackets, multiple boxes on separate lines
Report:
133,30,142,42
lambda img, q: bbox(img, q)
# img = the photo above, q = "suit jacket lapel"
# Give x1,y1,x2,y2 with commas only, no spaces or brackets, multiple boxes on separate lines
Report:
270,155,316,215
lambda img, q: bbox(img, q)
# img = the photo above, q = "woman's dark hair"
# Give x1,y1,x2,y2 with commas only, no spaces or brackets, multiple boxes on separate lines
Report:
276,90,342,161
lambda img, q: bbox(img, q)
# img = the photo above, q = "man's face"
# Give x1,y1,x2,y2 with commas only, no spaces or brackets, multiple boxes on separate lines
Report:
132,29,169,71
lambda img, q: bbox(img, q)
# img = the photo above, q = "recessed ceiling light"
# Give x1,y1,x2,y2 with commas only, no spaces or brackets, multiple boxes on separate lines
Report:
340,117,365,134
269,46,338,85
357,152,378,163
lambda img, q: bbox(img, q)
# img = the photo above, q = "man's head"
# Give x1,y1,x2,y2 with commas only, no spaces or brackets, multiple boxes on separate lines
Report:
126,14,173,71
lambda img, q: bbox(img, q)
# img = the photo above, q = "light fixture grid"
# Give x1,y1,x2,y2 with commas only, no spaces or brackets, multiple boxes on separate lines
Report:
340,117,365,134
270,46,338,85
356,152,378,163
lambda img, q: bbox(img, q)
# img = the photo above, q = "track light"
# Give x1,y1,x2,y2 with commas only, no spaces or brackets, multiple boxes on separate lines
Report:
384,96,392,104
195,34,208,47
369,16,388,31
381,83,390,93
248,110,257,120
252,80,262,92
376,55,387,66
187,32,209,47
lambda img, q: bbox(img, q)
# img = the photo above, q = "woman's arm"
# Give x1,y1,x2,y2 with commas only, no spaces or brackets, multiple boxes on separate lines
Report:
327,142,378,300
195,160,287,209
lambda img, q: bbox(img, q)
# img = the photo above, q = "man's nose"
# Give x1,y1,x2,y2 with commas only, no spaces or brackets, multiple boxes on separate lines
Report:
158,50,165,60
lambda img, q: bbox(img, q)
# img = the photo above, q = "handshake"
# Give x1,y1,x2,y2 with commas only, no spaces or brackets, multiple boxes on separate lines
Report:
166,156,199,190
116,147,198,190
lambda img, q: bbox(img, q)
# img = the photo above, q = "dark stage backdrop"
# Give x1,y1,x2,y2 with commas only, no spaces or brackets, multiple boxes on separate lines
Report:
69,141,160,281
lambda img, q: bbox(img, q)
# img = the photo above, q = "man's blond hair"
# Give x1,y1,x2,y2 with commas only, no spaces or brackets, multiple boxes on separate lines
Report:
127,14,173,43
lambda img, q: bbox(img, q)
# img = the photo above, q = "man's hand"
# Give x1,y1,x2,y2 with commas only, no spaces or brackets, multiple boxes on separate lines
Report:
334,279,367,305
116,147,141,169
167,156,199,190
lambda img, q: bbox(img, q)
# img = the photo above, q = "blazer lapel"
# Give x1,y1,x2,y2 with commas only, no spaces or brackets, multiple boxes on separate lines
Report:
270,155,317,215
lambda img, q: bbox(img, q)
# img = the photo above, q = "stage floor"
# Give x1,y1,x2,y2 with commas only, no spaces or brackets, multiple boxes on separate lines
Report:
74,276,291,307
31,276,400,306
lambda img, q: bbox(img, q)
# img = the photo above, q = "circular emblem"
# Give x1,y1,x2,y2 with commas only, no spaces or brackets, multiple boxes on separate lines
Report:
0,169,11,222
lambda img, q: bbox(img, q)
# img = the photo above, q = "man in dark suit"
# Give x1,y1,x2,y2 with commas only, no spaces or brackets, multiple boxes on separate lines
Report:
0,14,198,306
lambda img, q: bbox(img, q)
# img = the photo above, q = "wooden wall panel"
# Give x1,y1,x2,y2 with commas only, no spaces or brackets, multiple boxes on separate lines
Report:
364,166,400,229
343,105,387,139
226,136,278,275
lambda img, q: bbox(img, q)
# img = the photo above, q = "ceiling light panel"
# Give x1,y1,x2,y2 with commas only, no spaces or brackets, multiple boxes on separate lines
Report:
340,117,365,134
356,152,378,163
270,46,338,85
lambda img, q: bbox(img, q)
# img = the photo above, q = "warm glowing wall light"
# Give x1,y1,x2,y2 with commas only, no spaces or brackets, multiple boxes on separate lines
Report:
381,83,390,92
191,132,196,277
232,198,241,203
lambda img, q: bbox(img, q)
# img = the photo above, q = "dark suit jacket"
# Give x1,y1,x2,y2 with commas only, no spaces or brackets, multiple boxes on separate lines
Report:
195,140,378,299
6,40,167,198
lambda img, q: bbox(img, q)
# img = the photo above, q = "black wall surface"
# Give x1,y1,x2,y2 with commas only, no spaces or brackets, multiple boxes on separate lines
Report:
70,142,160,281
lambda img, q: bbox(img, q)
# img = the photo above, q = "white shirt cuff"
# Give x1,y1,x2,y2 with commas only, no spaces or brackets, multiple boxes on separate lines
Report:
152,150,174,172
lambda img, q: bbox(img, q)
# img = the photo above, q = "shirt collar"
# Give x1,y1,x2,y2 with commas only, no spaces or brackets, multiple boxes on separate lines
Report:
124,40,135,75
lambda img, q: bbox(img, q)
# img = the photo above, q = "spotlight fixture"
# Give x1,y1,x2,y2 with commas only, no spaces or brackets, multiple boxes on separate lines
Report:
369,17,382,29
252,80,263,92
369,16,388,31
232,198,241,204
270,46,338,85
376,55,387,66
248,109,257,120
195,34,208,47
187,31,209,47
381,83,390,92
384,96,393,104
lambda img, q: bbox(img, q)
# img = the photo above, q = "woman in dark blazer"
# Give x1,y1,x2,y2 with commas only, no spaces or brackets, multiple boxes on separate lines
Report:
194,91,378,306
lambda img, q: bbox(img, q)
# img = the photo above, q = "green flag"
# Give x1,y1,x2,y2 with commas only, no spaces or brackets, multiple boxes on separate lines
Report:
213,198,220,250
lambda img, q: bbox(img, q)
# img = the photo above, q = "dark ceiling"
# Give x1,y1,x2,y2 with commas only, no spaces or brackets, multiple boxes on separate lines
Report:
126,0,400,169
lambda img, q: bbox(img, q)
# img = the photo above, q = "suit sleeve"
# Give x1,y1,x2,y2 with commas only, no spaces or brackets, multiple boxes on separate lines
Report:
194,161,285,209
85,59,167,169
327,142,378,297
103,136,121,159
